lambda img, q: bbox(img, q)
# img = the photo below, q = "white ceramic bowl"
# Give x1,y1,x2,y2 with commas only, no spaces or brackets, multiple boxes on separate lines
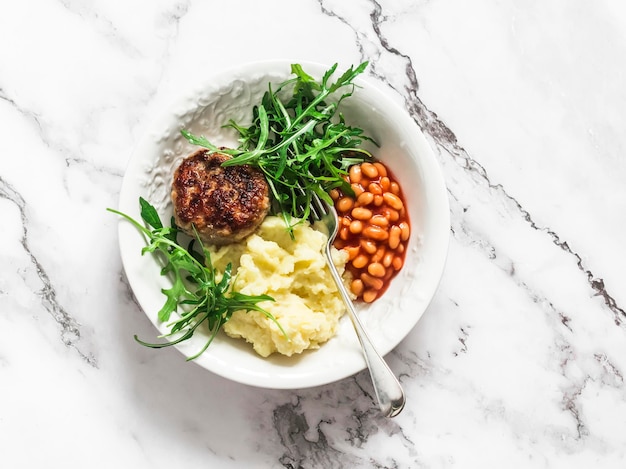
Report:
117,60,449,389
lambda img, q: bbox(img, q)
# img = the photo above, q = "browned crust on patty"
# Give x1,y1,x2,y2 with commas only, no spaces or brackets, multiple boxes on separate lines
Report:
171,149,270,245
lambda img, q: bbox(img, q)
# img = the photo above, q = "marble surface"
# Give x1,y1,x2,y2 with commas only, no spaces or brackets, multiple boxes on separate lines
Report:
2,0,626,467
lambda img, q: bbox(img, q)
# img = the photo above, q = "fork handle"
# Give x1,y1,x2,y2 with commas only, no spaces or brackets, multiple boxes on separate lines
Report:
326,246,406,417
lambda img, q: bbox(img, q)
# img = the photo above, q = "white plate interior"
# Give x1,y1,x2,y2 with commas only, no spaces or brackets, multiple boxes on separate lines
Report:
117,60,450,389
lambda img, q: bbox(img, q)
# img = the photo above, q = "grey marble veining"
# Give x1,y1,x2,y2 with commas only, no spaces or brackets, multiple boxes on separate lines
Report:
1,0,626,467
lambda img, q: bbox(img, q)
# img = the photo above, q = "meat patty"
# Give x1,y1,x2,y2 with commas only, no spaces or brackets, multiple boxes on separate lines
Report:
171,149,270,245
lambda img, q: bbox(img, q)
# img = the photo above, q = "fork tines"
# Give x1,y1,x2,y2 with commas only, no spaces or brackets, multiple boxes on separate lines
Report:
309,192,327,222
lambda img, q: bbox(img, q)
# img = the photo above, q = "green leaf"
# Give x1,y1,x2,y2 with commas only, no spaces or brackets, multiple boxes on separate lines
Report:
181,62,377,237
180,129,221,152
139,197,163,229
109,198,279,358
291,63,315,83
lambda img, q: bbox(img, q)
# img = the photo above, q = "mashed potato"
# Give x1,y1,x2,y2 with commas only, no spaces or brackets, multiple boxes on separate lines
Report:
207,216,349,357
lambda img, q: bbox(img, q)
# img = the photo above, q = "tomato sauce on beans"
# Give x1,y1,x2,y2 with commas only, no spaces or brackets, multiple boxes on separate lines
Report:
330,161,410,303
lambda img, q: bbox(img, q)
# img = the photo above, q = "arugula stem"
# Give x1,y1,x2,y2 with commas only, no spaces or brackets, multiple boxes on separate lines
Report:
110,198,282,358
181,62,378,237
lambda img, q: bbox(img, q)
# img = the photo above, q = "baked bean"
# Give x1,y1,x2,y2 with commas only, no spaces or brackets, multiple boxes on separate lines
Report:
360,239,377,254
349,220,363,234
351,278,364,297
334,239,346,249
362,289,378,303
350,183,364,197
368,182,382,195
383,251,394,267
332,160,410,304
351,207,373,220
383,192,403,211
352,254,369,269
373,162,387,177
368,262,386,278
381,207,399,222
363,225,389,241
345,245,360,260
361,162,379,179
399,221,410,241
388,225,401,249
356,192,374,206
361,273,384,290
337,197,354,213
349,165,362,183
369,214,389,227
371,246,386,263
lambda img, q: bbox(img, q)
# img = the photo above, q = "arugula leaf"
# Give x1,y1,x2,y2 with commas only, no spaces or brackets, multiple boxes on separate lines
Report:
107,199,285,359
139,197,162,229
181,62,378,236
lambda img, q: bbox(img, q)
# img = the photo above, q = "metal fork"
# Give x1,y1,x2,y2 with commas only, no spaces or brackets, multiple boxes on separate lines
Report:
308,192,406,418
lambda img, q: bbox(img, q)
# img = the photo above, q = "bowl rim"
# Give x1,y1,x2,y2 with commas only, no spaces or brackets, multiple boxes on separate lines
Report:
117,59,450,389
